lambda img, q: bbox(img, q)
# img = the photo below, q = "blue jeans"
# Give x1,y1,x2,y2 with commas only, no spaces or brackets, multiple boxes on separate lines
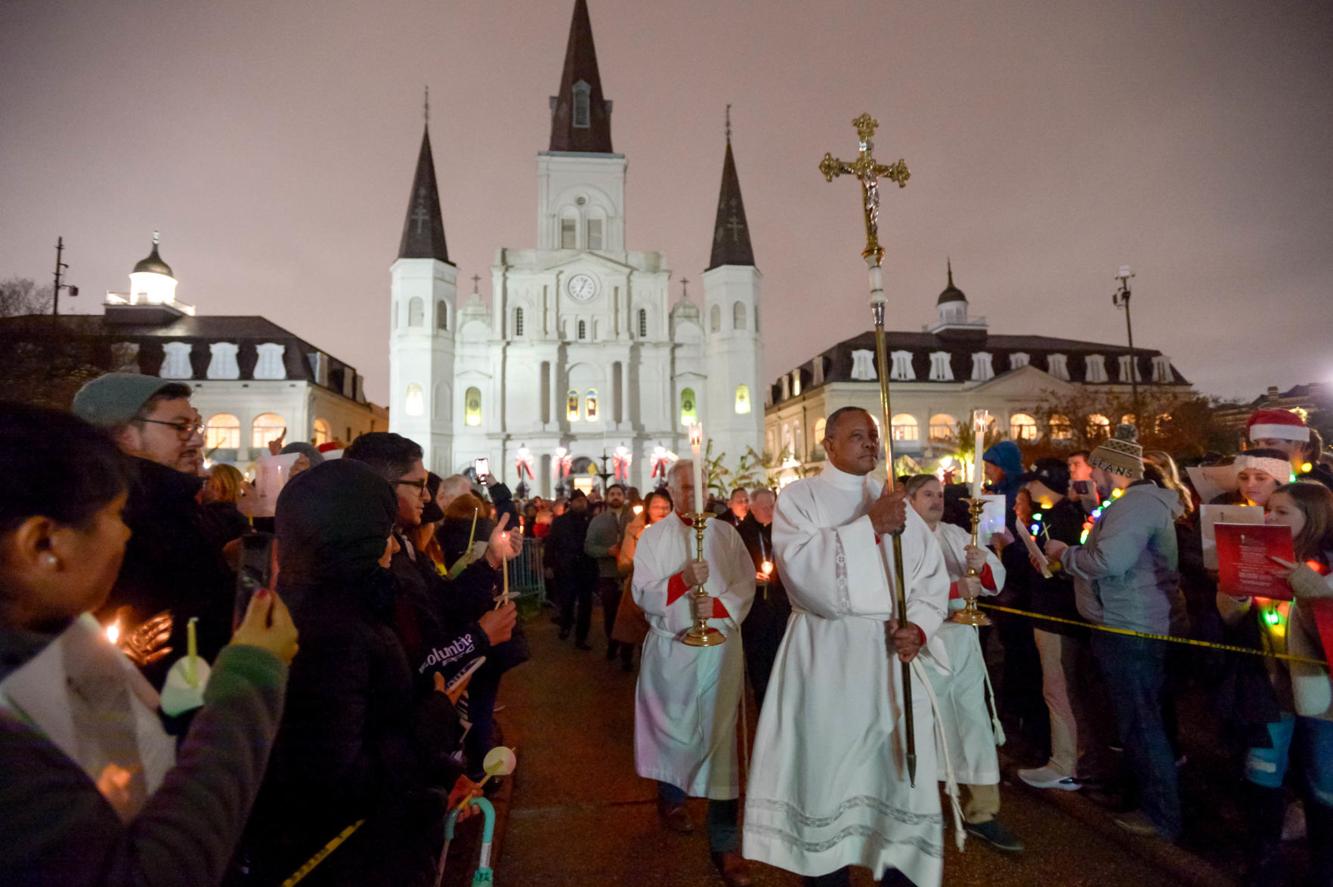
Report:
657,782,739,853
1090,633,1181,839
1246,712,1333,807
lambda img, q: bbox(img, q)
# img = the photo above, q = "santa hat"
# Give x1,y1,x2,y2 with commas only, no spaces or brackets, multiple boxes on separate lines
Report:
1233,454,1292,485
1089,424,1144,480
1248,408,1309,444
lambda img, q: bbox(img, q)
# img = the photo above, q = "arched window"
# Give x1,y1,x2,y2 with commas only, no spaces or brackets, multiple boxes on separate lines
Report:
587,218,603,250
405,383,425,417
734,384,752,415
577,319,587,340
733,301,747,330
312,418,332,446
1050,414,1073,440
561,216,577,249
514,307,525,337
464,387,482,427
566,389,580,422
709,304,721,333
408,297,424,327
572,80,591,128
205,413,240,450
891,413,919,442
637,308,648,338
929,413,957,442
814,418,827,446
1010,412,1038,441
437,301,448,331
1087,413,1111,438
584,389,599,421
251,413,286,449
680,387,698,426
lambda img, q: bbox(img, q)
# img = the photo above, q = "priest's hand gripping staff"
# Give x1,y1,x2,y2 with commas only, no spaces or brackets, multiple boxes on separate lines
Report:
819,113,917,785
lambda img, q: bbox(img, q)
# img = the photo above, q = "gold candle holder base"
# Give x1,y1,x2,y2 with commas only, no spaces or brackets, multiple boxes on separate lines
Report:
679,511,726,647
950,497,993,627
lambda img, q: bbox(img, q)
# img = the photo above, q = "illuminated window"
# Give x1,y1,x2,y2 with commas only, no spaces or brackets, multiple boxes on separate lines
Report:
587,218,603,250
572,80,591,128
929,413,957,442
464,387,482,427
1050,414,1073,440
733,301,747,330
566,389,580,422
891,413,919,442
814,418,827,445
890,350,915,381
514,307,524,337
561,217,577,249
408,297,424,327
584,389,599,421
205,414,240,450
1010,412,1038,441
735,384,752,415
680,387,698,426
637,308,647,338
312,418,332,446
405,383,425,416
1087,413,1111,438
251,413,286,449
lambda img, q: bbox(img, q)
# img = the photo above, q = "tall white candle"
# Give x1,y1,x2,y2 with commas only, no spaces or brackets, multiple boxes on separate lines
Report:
689,424,705,515
972,410,988,499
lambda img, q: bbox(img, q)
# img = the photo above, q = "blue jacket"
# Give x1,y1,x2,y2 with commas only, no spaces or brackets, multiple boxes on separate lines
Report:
983,440,1026,526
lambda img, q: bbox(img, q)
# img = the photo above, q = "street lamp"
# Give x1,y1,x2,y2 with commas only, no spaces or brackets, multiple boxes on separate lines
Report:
1112,265,1140,422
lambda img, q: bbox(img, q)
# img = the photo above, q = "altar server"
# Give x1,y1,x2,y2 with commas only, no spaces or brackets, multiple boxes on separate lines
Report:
744,407,951,887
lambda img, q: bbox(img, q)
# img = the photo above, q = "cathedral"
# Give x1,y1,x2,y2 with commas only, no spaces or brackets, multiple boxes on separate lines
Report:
387,0,763,495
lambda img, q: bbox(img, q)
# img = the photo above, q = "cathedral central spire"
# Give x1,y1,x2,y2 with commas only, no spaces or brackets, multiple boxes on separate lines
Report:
398,111,449,263
707,107,755,270
548,0,613,153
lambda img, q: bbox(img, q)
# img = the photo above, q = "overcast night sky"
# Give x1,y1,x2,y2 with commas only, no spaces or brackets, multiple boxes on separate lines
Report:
2,0,1330,403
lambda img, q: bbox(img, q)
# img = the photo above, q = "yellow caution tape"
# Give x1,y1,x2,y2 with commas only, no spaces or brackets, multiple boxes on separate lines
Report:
281,818,365,887
977,603,1329,667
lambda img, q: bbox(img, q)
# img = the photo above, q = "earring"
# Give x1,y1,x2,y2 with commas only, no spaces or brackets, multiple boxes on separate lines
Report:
40,553,59,568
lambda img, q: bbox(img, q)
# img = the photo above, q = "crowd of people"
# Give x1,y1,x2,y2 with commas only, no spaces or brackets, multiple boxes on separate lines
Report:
1,371,1331,887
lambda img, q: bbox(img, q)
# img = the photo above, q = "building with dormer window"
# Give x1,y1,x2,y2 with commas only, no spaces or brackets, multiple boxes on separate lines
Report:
765,262,1190,477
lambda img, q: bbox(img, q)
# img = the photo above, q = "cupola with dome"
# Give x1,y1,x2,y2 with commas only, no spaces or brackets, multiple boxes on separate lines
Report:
105,231,195,322
926,258,987,341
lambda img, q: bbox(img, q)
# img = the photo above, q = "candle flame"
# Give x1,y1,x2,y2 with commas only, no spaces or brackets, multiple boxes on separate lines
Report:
105,617,121,646
689,424,703,449
761,560,774,576
633,504,644,515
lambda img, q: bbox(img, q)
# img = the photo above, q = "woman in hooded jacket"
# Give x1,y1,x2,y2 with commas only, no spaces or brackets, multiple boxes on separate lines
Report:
245,459,477,886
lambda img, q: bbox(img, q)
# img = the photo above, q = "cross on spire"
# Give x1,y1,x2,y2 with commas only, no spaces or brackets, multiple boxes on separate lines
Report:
397,117,449,262
471,274,481,294
725,103,731,142
424,85,430,125
680,277,690,302
707,107,755,270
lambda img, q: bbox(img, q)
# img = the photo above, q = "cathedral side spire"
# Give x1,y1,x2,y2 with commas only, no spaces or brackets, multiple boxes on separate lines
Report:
548,0,613,153
398,117,449,263
706,107,755,270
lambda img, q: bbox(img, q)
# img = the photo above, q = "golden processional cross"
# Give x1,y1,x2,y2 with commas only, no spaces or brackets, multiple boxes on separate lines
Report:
819,113,918,785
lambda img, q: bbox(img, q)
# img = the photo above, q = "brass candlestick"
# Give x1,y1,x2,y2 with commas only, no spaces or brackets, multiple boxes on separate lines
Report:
950,497,993,626
680,512,725,647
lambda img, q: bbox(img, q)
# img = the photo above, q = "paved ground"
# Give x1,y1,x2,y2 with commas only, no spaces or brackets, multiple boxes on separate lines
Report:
489,613,1212,887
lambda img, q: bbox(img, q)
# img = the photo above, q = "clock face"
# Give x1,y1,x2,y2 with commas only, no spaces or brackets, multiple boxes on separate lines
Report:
567,273,598,303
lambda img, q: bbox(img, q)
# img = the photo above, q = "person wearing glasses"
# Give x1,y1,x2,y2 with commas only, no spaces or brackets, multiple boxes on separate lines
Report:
71,373,234,688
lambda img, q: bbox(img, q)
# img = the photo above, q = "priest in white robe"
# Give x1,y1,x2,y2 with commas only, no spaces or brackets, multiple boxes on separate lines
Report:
634,460,756,887
743,407,951,887
905,474,1023,854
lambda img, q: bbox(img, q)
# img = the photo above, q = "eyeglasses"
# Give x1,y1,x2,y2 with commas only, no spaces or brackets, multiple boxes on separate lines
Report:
135,417,206,439
396,478,430,496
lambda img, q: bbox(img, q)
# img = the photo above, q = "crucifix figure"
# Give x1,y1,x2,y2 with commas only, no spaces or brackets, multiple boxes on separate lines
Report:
819,112,919,786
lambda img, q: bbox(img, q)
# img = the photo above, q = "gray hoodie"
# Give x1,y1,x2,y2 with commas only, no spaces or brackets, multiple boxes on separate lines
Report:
1060,483,1184,635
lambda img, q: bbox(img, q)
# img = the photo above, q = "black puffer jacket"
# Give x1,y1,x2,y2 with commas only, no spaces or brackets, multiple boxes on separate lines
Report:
246,460,439,887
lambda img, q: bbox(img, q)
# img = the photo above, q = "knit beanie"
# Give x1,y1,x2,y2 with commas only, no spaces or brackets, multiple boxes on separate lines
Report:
1089,424,1144,480
1247,408,1309,443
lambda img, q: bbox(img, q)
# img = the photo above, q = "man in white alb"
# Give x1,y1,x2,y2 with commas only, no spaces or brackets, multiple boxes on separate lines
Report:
743,407,950,887
905,474,1022,853
633,461,757,887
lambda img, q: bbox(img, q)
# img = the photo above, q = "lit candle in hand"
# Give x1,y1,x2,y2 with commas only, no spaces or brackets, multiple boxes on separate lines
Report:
761,560,774,577
689,423,705,515
971,410,989,499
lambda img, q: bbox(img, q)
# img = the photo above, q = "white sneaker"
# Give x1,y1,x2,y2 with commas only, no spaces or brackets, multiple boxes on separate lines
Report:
1018,765,1081,791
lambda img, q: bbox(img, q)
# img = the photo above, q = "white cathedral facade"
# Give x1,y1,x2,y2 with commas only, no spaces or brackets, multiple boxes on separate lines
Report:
388,0,762,495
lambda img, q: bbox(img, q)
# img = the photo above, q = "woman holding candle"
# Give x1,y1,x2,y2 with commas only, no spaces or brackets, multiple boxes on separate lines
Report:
0,403,297,887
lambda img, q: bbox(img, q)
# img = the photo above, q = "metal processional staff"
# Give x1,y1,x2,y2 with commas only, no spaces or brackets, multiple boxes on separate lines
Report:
818,114,918,785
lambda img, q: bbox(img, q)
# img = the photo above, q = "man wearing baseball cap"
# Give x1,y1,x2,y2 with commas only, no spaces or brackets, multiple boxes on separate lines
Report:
71,372,232,687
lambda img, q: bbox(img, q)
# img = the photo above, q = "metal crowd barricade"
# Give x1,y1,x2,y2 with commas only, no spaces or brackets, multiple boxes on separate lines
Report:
505,537,546,604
